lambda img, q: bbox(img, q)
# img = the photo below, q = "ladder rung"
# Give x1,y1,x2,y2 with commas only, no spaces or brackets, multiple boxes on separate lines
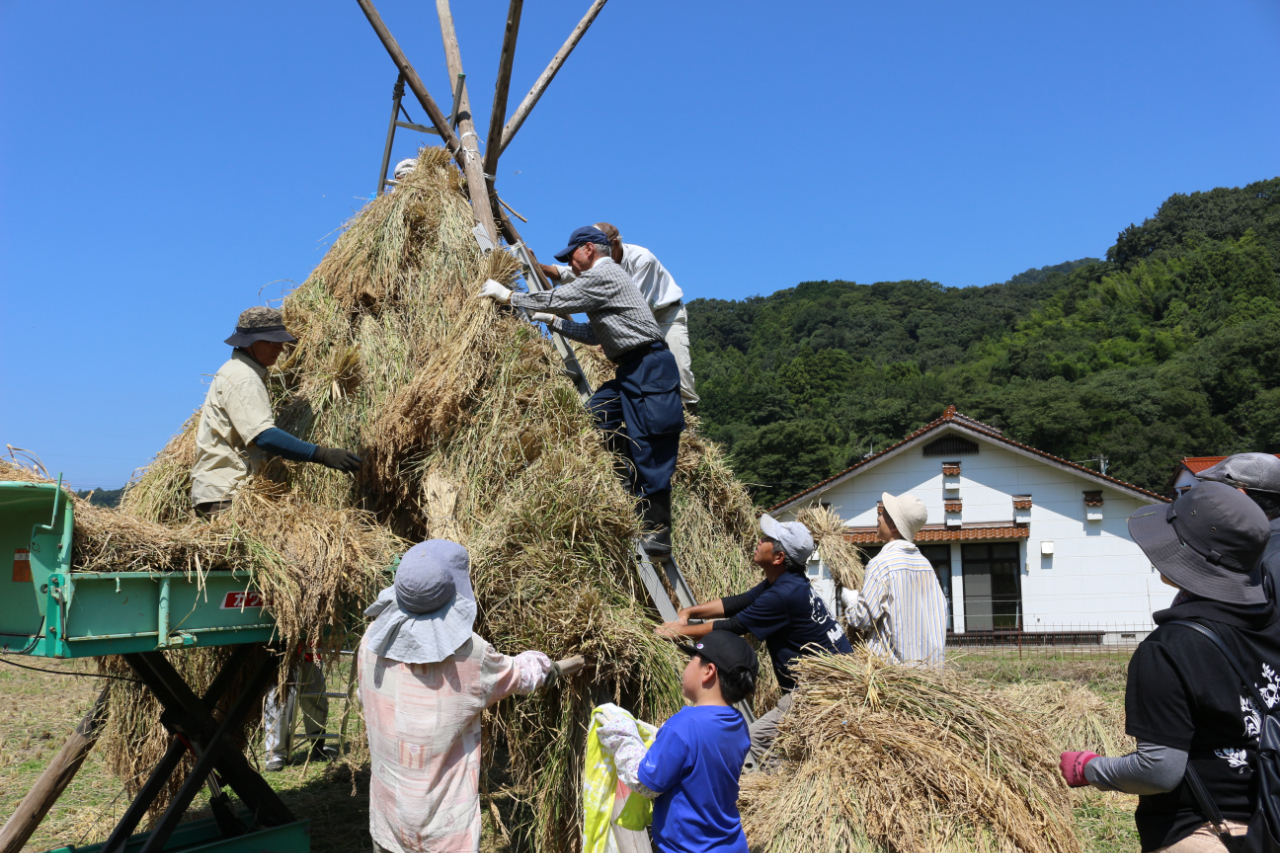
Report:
297,692,351,699
395,120,440,136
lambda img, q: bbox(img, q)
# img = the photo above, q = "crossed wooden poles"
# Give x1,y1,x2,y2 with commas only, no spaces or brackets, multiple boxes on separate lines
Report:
356,0,609,251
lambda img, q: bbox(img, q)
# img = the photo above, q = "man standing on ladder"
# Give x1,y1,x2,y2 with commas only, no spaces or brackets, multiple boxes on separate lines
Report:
541,222,698,413
477,226,685,557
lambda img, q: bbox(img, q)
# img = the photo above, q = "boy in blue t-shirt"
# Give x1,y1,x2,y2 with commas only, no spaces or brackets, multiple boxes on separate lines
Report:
597,631,759,853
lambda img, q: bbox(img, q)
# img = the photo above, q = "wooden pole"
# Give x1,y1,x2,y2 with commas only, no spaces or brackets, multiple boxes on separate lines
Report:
0,686,110,853
498,0,609,159
435,0,498,245
483,0,524,181
355,0,497,241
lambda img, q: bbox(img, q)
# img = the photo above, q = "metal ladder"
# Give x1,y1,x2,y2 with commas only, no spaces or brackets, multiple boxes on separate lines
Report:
278,649,360,761
507,247,758,732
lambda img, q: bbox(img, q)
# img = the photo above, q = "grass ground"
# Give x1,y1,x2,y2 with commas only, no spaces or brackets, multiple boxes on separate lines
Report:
2,651,1139,853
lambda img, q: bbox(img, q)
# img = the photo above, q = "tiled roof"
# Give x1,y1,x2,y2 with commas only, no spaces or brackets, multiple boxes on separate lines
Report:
843,523,1031,546
770,404,1169,512
1181,456,1228,474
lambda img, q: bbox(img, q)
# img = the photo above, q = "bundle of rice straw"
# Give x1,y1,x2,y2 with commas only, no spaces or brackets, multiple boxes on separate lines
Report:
739,650,1082,853
92,146,764,849
795,503,864,589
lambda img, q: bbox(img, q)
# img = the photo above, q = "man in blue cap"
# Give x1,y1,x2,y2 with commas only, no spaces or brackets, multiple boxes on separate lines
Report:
477,226,685,557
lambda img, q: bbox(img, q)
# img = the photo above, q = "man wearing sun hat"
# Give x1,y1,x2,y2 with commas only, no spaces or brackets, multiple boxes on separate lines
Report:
359,540,560,853
842,491,948,669
190,306,362,518
657,513,852,757
1058,482,1280,851
476,225,684,559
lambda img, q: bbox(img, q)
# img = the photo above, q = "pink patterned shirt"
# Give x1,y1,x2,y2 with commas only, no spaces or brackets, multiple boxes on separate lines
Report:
359,633,550,853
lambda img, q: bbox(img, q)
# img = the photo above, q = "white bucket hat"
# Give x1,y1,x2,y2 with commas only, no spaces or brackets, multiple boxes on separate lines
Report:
881,492,928,542
393,158,417,181
364,540,477,664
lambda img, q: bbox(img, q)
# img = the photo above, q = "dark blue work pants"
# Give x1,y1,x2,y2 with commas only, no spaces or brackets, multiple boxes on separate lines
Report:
588,342,685,499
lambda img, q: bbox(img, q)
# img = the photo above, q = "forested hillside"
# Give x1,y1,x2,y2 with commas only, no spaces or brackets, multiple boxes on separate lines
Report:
690,177,1280,505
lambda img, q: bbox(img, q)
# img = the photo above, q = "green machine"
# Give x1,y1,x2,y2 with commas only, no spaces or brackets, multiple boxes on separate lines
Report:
1,480,311,853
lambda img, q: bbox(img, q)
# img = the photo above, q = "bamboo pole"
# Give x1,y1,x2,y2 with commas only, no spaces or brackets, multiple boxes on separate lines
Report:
483,0,523,181
435,0,498,245
497,0,609,159
355,0,497,242
0,686,110,853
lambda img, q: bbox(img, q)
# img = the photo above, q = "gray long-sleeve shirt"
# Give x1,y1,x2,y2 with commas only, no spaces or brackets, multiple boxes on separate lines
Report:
1086,740,1189,795
510,257,661,361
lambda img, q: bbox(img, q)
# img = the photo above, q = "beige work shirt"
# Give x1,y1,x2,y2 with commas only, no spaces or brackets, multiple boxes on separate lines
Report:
190,350,276,506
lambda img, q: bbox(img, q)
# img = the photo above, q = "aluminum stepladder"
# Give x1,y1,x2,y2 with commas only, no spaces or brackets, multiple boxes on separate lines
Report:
506,241,758,736
374,71,466,197
277,649,361,763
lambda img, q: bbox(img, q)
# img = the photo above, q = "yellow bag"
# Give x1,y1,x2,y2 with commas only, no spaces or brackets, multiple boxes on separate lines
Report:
582,703,659,853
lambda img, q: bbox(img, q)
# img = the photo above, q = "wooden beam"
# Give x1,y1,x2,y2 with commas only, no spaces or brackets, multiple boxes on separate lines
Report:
356,0,497,241
483,0,523,180
356,0,461,151
435,0,498,244
0,686,109,853
498,0,609,159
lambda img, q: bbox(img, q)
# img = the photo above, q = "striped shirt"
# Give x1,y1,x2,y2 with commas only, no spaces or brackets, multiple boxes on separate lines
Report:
510,257,662,361
850,539,948,668
359,634,550,853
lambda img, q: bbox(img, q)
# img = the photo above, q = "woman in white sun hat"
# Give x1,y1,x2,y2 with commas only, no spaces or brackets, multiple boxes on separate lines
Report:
358,540,561,853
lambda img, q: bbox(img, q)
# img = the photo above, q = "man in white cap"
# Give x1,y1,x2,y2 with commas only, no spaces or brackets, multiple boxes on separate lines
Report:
656,514,852,757
842,492,948,668
358,540,560,853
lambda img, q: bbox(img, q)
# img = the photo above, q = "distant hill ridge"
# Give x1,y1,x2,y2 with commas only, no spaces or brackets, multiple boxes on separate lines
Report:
690,177,1280,505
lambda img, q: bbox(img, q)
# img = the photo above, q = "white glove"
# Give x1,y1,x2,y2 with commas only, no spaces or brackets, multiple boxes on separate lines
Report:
477,279,512,304
841,588,859,612
530,312,555,324
597,712,648,789
511,650,553,693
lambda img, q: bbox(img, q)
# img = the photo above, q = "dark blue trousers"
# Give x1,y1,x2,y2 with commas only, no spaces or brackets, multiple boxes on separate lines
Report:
588,342,685,499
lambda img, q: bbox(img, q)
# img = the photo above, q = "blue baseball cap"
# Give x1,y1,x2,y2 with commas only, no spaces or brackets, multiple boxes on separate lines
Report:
553,226,611,263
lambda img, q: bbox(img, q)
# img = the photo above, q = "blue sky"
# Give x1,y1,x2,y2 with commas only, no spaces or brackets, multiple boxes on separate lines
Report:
2,0,1278,490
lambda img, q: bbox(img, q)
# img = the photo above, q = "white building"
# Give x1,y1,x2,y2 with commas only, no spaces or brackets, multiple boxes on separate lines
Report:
770,406,1172,637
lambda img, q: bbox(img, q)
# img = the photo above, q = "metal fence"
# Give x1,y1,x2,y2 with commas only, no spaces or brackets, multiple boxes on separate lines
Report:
944,623,1152,659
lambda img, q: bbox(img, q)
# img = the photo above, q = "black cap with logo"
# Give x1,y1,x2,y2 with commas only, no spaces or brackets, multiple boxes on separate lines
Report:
678,631,760,685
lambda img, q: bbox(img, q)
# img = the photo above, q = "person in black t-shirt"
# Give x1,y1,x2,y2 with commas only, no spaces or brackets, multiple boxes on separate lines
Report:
1059,481,1280,852
657,514,853,758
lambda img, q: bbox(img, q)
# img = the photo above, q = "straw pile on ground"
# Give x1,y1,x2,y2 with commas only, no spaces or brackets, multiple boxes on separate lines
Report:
739,650,1082,853
79,146,762,850
1003,681,1132,758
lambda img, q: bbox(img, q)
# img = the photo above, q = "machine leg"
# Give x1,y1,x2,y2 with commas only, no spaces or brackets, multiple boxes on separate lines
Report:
123,651,296,828
134,650,280,853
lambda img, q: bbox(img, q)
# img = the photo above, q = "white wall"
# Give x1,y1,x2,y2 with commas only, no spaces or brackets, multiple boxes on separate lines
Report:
780,430,1168,631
